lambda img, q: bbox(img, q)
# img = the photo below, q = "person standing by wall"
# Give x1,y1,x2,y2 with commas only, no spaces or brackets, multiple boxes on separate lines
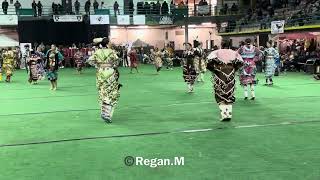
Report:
2,0,9,15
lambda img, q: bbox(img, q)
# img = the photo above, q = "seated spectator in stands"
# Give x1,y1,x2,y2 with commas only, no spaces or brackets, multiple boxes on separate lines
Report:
231,3,238,14
2,0,8,15
37,1,43,16
14,0,21,15
161,1,169,15
32,0,37,16
74,0,80,14
93,0,99,11
114,1,120,16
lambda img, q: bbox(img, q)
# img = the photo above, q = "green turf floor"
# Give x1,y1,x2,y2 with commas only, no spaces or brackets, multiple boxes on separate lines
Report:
0,65,320,180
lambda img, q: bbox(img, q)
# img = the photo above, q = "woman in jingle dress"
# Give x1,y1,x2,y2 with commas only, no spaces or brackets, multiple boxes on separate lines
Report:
207,41,244,121
182,43,197,93
87,38,122,123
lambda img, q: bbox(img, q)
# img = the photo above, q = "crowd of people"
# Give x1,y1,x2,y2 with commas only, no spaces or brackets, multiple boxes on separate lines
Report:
235,0,320,32
1,36,320,123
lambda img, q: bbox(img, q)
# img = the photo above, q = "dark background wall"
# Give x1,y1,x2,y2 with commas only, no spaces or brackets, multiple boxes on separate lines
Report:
18,19,109,45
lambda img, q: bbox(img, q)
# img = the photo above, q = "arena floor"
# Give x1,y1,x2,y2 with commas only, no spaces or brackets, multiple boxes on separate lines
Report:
1,65,320,180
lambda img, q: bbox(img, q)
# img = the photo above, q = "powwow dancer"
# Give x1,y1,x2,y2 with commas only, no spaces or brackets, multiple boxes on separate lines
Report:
128,48,139,73
74,49,85,74
238,38,261,100
46,45,63,90
164,45,174,70
2,48,16,83
27,50,41,84
153,48,163,74
264,40,279,85
194,41,206,82
87,37,122,123
35,47,45,80
182,43,197,93
21,44,30,70
207,42,244,121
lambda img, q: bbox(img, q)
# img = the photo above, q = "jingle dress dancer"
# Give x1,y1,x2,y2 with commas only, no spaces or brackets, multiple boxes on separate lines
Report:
194,42,206,82
264,41,279,85
35,47,45,80
2,48,16,83
129,48,139,73
153,48,163,74
207,43,244,121
182,43,197,93
238,39,261,100
27,51,41,84
74,49,85,74
46,45,63,90
21,44,30,70
87,38,121,123
164,46,174,70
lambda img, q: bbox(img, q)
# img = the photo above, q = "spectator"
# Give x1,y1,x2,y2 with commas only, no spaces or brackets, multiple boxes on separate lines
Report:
137,1,144,14
74,0,80,14
66,1,72,14
155,0,161,14
114,1,120,16
32,0,37,16
37,1,42,16
224,3,228,14
178,1,185,8
85,0,91,15
101,1,106,9
129,0,134,15
58,3,63,14
2,0,8,15
14,0,21,15
199,0,209,6
161,1,169,15
170,0,175,14
59,0,66,13
144,2,150,14
93,0,99,11
231,3,238,14
52,2,58,15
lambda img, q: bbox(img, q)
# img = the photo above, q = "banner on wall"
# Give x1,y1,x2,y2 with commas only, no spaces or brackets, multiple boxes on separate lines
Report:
197,5,210,15
53,15,83,22
159,16,173,25
90,15,110,25
271,20,285,34
133,15,146,25
221,22,228,28
0,15,18,25
117,15,130,25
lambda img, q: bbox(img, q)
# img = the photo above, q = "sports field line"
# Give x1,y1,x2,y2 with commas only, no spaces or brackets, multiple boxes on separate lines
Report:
1,96,320,116
1,119,320,148
0,93,97,100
